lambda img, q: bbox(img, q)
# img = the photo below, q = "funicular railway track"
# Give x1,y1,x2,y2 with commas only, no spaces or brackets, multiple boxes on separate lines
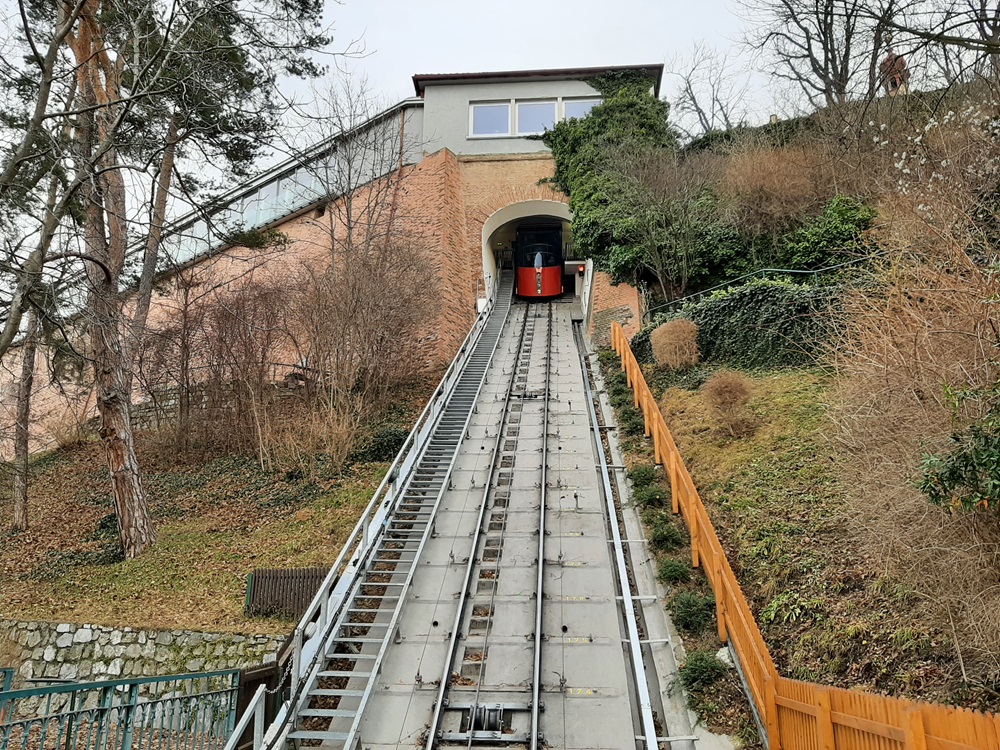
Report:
265,283,696,750
424,302,553,749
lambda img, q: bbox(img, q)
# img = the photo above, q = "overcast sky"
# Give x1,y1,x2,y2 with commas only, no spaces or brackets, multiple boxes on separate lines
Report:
313,0,774,124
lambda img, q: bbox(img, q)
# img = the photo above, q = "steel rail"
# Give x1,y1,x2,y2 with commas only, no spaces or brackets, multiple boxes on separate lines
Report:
574,322,659,750
459,301,552,749
423,303,531,750
329,285,517,750
529,303,554,750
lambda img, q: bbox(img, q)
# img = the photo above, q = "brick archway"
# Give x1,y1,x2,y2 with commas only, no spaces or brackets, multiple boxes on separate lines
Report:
480,200,573,302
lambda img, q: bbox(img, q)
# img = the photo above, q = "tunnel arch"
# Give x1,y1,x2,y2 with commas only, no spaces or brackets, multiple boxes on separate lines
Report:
480,200,573,305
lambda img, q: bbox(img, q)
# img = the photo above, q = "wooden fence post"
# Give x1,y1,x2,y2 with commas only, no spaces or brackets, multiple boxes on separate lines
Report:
816,687,836,750
763,674,781,750
643,391,651,437
652,420,662,465
903,708,928,750
690,502,700,568
715,554,727,643
669,453,679,514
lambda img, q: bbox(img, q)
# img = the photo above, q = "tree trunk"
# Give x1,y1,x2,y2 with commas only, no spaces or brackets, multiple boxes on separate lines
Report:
12,309,41,531
88,243,158,559
76,61,157,558
128,116,179,379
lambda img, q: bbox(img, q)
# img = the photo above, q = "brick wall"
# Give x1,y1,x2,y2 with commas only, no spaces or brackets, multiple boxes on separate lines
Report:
1,148,643,453
588,271,643,347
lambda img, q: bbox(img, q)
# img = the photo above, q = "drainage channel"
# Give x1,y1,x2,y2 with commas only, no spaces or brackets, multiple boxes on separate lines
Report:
427,301,553,749
280,275,516,750
574,322,699,750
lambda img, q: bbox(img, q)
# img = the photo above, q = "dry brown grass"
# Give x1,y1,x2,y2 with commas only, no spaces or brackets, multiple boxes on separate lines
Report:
651,319,701,370
829,244,1000,681
721,142,837,234
822,93,1000,683
701,370,755,438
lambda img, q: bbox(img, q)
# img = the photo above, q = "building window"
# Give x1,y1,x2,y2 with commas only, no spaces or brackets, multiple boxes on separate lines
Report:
471,103,511,136
564,98,601,120
516,101,556,135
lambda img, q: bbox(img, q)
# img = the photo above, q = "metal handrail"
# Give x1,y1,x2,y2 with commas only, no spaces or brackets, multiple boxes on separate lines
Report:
0,670,240,750
0,670,239,702
252,272,503,744
223,685,267,750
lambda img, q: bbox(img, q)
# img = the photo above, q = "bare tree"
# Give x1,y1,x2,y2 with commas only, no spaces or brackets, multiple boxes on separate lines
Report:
285,72,420,267
878,1,1000,77
605,147,723,300
742,0,915,106
10,307,39,531
668,43,751,137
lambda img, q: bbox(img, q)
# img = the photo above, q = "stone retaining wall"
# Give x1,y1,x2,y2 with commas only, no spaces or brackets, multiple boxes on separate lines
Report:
0,619,283,688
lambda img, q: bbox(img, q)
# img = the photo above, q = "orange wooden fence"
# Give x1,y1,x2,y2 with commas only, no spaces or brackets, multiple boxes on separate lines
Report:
610,322,1000,750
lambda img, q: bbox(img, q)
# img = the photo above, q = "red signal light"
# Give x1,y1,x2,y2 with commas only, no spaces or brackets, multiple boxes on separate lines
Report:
577,264,585,275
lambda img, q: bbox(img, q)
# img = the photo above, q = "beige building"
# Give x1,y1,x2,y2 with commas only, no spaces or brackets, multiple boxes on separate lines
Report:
0,64,654,455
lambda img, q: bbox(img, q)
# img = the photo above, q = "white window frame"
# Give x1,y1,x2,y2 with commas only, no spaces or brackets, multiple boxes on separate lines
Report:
469,101,512,138
562,97,602,120
468,96,604,140
515,99,557,136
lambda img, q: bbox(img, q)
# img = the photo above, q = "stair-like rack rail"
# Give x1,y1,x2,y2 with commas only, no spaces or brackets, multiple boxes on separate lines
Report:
241,273,512,749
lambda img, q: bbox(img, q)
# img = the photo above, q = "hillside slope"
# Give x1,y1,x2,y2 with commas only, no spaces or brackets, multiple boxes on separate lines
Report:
1,440,387,634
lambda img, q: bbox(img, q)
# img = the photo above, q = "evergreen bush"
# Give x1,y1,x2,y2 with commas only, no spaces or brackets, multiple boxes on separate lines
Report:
670,591,715,632
679,650,728,691
658,557,692,584
649,517,684,549
627,464,657,488
633,485,668,508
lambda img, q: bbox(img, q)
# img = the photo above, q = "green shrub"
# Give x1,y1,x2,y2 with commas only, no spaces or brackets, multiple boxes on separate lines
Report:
670,591,715,632
617,408,645,436
778,195,875,270
597,349,620,365
919,382,1000,511
352,426,409,462
633,485,668,508
689,279,834,368
606,381,630,398
679,650,728,691
649,517,683,549
633,278,836,369
658,558,692,584
628,464,657,488
604,369,628,388
610,391,634,409
631,322,661,364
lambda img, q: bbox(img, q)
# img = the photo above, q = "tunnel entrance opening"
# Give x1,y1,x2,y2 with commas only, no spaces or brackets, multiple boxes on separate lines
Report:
486,215,574,300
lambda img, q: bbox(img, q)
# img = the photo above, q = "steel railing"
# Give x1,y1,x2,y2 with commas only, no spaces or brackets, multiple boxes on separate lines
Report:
231,274,504,747
0,671,239,750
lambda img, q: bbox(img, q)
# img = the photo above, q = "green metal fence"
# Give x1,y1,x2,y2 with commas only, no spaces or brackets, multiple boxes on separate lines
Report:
0,671,12,694
0,671,239,750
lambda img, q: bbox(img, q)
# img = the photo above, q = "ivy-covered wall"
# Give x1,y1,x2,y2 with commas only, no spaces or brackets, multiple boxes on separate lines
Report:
632,279,837,369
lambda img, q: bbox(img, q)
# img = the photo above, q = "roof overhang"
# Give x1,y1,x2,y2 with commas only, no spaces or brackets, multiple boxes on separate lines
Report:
412,64,664,97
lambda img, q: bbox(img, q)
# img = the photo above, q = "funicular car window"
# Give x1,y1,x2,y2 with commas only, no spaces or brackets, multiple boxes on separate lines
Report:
518,244,559,267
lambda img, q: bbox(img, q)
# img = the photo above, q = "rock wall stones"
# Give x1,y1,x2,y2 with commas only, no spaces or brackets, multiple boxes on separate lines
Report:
1,619,283,688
